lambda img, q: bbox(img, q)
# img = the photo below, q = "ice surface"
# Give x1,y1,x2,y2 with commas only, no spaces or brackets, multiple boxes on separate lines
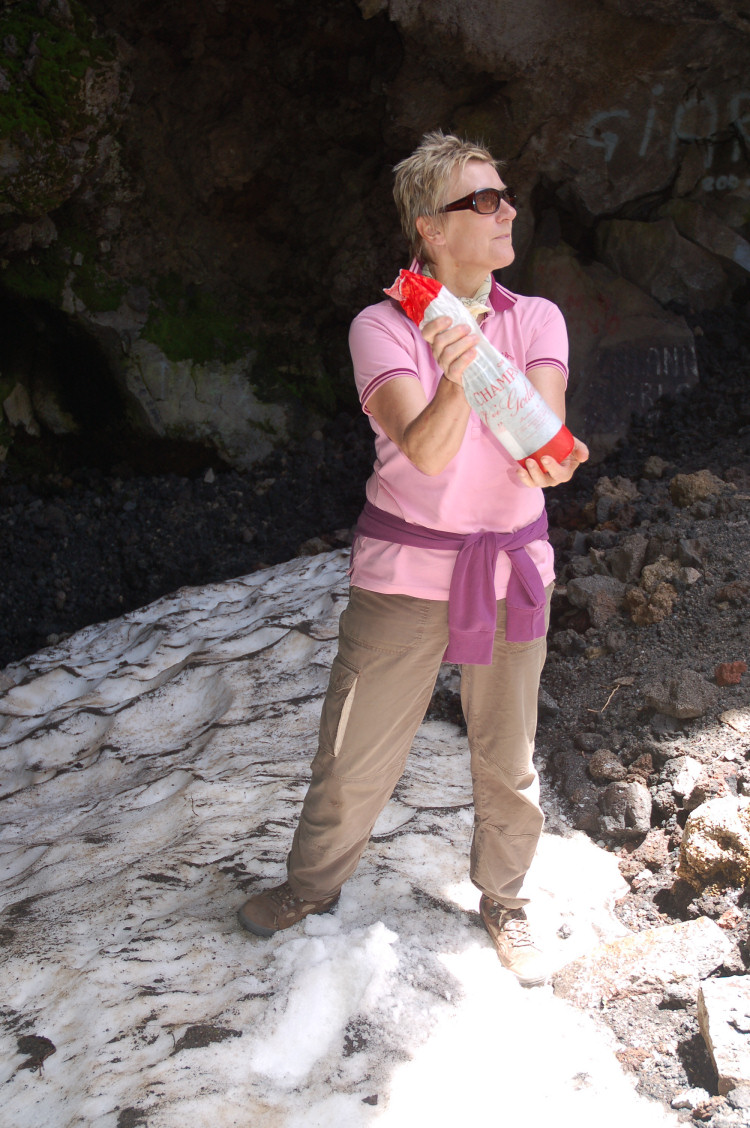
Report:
0,550,680,1126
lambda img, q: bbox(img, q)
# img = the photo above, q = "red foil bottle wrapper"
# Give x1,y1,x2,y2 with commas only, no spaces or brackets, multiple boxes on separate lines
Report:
385,269,575,467
384,270,441,324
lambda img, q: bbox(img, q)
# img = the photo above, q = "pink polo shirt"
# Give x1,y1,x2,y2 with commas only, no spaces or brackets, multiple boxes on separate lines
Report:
349,269,569,602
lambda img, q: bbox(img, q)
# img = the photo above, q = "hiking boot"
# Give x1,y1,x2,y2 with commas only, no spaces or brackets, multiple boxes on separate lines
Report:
238,881,340,937
479,895,548,988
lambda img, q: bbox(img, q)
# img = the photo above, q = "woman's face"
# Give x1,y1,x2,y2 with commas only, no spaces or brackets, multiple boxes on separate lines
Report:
436,159,517,278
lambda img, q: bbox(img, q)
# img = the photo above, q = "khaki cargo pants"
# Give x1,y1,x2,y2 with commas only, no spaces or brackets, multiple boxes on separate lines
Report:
287,583,551,909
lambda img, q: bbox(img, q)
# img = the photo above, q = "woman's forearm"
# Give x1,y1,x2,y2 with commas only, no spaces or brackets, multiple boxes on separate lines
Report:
400,376,472,475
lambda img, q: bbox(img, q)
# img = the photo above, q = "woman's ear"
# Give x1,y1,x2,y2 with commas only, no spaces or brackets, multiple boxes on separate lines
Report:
416,214,445,249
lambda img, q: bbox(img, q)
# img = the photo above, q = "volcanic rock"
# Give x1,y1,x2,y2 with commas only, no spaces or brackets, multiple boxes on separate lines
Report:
669,470,725,507
566,574,626,629
643,669,720,719
553,916,734,1009
678,797,750,890
716,662,748,687
588,748,628,782
598,780,652,840
606,532,648,582
698,976,750,1096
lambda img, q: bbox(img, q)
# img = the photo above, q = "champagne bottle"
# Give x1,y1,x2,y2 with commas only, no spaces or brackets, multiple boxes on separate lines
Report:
385,269,574,467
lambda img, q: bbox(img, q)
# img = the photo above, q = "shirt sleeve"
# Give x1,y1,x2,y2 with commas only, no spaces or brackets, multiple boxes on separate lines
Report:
523,298,569,385
349,302,423,415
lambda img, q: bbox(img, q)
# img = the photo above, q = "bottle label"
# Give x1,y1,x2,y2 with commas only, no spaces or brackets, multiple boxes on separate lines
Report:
468,355,560,460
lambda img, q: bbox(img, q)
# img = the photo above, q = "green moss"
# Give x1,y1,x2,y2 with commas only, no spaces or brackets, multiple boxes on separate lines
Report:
249,333,340,414
0,1,113,144
72,269,125,312
60,223,125,311
143,274,254,365
1,246,67,303
0,218,124,311
61,223,98,259
142,275,343,413
0,2,119,217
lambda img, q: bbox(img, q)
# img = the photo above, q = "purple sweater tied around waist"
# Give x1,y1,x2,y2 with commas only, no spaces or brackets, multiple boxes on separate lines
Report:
354,500,549,666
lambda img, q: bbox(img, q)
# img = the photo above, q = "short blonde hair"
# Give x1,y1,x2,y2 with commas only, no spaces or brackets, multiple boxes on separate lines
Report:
393,130,500,262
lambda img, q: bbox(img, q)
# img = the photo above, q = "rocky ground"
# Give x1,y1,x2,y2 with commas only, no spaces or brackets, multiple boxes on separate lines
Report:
534,412,750,1118
432,305,750,1121
0,411,374,668
2,303,750,1121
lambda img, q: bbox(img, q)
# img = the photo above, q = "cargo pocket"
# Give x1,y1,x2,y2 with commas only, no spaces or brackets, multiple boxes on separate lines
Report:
320,653,359,757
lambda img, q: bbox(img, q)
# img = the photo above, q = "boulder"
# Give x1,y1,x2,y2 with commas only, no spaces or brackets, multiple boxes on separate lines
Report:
606,533,648,583
662,199,750,275
2,383,39,436
594,476,640,503
643,669,720,719
588,749,628,782
727,1086,750,1112
566,574,626,629
716,662,748,687
698,976,750,1096
640,557,701,593
598,780,652,840
676,538,706,569
123,341,287,470
553,916,734,1008
596,217,730,309
524,245,698,459
678,797,750,889
669,470,726,507
720,710,750,735
547,748,601,833
662,755,704,806
624,582,679,625
670,1087,711,1111
642,455,670,479
622,827,670,872
593,475,640,524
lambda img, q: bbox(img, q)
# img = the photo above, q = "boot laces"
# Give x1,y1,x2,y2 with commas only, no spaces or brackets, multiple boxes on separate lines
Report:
269,881,305,913
487,904,534,949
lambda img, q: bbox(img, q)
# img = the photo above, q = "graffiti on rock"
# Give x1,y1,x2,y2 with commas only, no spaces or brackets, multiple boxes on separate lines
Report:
599,344,698,409
583,85,750,187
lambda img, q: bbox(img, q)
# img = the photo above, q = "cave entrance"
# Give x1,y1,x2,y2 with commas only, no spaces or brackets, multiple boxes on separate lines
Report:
0,289,218,477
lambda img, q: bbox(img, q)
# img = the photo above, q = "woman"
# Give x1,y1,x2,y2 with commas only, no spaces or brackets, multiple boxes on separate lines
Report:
239,131,588,987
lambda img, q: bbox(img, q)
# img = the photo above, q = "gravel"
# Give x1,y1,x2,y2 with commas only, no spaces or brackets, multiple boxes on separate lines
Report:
0,412,373,667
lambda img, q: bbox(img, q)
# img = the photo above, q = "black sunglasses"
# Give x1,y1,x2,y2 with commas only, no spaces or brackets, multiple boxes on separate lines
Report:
441,187,517,214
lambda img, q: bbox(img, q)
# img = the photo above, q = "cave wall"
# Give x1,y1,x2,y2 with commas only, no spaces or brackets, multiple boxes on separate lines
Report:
1,0,749,467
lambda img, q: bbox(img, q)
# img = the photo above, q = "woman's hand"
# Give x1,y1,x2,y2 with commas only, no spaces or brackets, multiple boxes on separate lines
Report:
516,437,590,488
421,316,478,386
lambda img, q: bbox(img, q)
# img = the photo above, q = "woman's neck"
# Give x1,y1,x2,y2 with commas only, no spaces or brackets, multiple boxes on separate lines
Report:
429,263,490,300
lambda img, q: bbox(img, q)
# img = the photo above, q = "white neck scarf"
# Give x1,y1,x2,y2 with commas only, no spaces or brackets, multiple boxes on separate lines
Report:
422,264,492,320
